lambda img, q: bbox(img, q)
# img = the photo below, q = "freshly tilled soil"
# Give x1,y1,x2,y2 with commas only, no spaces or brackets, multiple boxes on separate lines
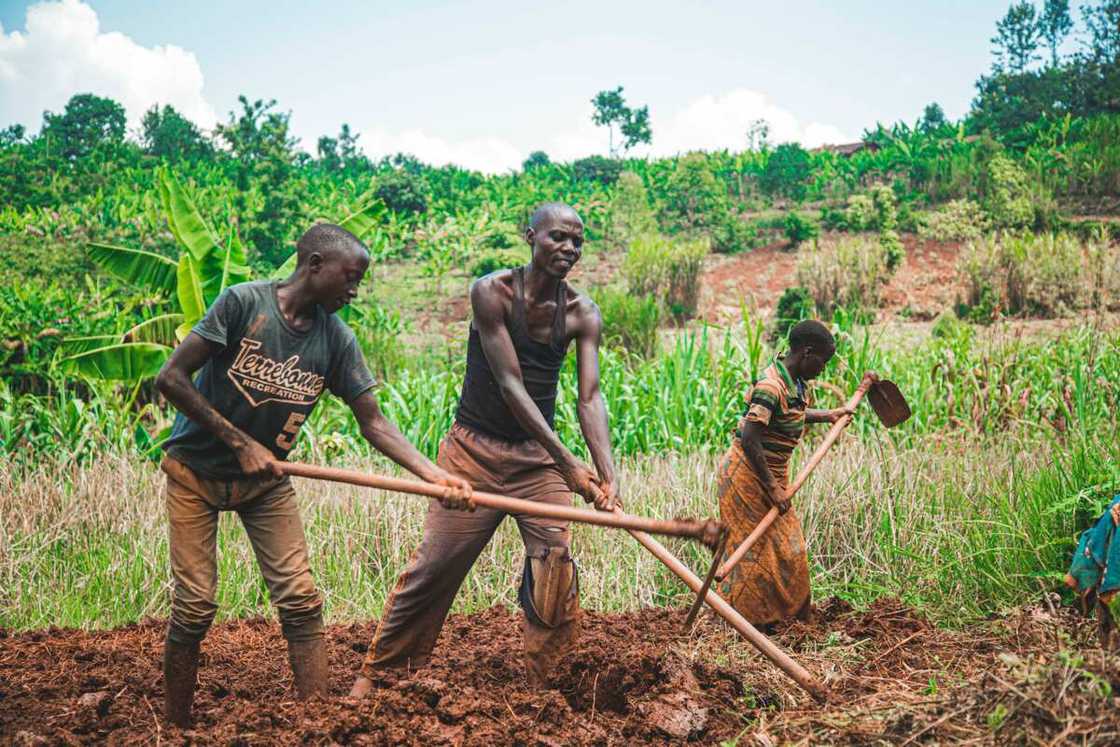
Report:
1,599,1117,745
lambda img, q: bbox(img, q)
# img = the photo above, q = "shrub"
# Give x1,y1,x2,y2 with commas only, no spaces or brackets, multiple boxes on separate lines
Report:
772,286,815,341
589,287,661,358
354,302,407,380
375,170,428,216
795,236,891,316
783,211,818,248
470,247,526,278
710,213,760,254
982,154,1034,229
760,143,811,201
660,153,729,234
622,232,709,321
844,194,876,231
572,155,623,186
958,232,1119,317
917,199,989,241
608,171,658,248
665,236,710,321
622,233,671,296
522,150,550,171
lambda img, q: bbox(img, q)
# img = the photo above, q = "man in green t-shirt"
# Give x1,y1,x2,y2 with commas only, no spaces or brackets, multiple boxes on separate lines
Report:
156,223,472,727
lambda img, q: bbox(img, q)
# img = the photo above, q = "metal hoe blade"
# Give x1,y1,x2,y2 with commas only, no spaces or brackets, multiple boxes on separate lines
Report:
867,379,911,428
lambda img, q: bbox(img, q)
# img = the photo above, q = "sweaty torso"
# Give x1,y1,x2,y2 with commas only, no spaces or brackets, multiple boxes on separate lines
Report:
455,267,579,442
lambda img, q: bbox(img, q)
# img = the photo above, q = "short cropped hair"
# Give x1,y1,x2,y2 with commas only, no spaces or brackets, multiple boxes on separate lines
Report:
295,223,366,266
788,319,835,353
529,202,580,231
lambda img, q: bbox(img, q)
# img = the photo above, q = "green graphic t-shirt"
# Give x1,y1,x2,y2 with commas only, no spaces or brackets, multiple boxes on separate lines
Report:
164,280,375,479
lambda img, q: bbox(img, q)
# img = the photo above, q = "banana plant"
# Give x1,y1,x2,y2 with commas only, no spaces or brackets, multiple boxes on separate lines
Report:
66,169,386,381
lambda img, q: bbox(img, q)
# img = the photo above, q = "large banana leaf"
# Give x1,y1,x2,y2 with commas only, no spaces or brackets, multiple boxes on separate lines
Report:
199,228,250,305
123,313,183,347
61,334,121,355
270,251,298,280
158,167,219,264
177,254,205,328
63,342,171,381
87,242,177,295
339,200,387,241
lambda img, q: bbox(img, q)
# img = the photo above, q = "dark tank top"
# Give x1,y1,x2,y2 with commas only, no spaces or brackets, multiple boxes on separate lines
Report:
455,267,570,441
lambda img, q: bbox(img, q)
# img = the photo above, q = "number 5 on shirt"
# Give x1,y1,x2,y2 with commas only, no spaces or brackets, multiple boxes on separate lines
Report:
276,412,307,451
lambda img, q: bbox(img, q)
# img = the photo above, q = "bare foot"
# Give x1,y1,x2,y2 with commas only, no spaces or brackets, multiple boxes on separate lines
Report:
349,676,374,699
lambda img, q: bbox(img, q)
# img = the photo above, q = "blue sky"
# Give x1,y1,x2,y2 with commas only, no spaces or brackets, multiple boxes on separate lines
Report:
0,0,1018,171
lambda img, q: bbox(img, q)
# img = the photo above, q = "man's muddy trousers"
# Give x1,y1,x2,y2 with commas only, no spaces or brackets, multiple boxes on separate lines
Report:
161,456,324,646
361,423,580,685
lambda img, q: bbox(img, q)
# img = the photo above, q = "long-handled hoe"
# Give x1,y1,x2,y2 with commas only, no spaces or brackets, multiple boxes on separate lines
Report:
279,462,832,700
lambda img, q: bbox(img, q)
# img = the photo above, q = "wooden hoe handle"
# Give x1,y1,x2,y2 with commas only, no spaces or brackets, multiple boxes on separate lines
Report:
714,376,875,581
280,461,725,545
612,506,829,702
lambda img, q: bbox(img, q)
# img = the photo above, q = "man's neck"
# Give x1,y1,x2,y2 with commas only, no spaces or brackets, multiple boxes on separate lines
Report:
276,274,319,322
522,264,561,305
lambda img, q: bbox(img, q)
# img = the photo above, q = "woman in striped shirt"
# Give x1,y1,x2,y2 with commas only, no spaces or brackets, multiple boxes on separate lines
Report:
716,320,852,628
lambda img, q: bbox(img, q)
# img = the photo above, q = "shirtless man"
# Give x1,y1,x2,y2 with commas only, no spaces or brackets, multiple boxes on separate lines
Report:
156,223,471,727
351,202,617,695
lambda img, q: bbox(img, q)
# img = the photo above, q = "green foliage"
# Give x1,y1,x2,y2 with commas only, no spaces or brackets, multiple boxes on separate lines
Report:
772,286,815,341
571,155,623,185
522,150,551,171
958,231,1120,317
141,104,211,162
843,195,876,231
470,248,525,278
607,171,658,248
991,1,1041,73
796,236,891,316
917,199,990,241
760,143,812,201
590,287,661,358
783,211,818,248
41,93,127,162
982,153,1036,229
375,170,428,216
621,232,708,320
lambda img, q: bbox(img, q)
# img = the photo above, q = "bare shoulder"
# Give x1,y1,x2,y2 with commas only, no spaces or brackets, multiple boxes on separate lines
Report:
564,283,602,336
469,269,515,313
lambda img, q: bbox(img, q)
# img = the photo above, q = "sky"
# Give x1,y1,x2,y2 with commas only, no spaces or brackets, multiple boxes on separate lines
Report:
0,0,1017,172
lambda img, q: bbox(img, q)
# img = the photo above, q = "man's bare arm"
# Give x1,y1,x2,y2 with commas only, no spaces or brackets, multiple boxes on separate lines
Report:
739,420,788,513
348,391,473,509
471,277,603,503
156,333,280,477
573,300,617,509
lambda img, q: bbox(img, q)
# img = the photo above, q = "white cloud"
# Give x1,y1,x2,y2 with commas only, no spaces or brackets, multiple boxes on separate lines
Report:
0,0,215,134
358,127,525,174
357,88,850,174
651,89,850,155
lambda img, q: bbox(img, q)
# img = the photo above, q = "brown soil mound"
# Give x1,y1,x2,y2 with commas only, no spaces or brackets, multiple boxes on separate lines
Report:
2,599,1117,745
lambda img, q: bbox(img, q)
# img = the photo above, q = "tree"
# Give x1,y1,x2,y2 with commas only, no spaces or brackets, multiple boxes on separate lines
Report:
317,124,365,172
571,155,623,185
991,1,1042,73
1038,0,1074,66
40,93,126,161
214,96,301,266
919,102,949,133
760,143,812,201
746,118,770,151
591,86,653,157
522,150,551,171
140,104,210,161
1083,0,1120,63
